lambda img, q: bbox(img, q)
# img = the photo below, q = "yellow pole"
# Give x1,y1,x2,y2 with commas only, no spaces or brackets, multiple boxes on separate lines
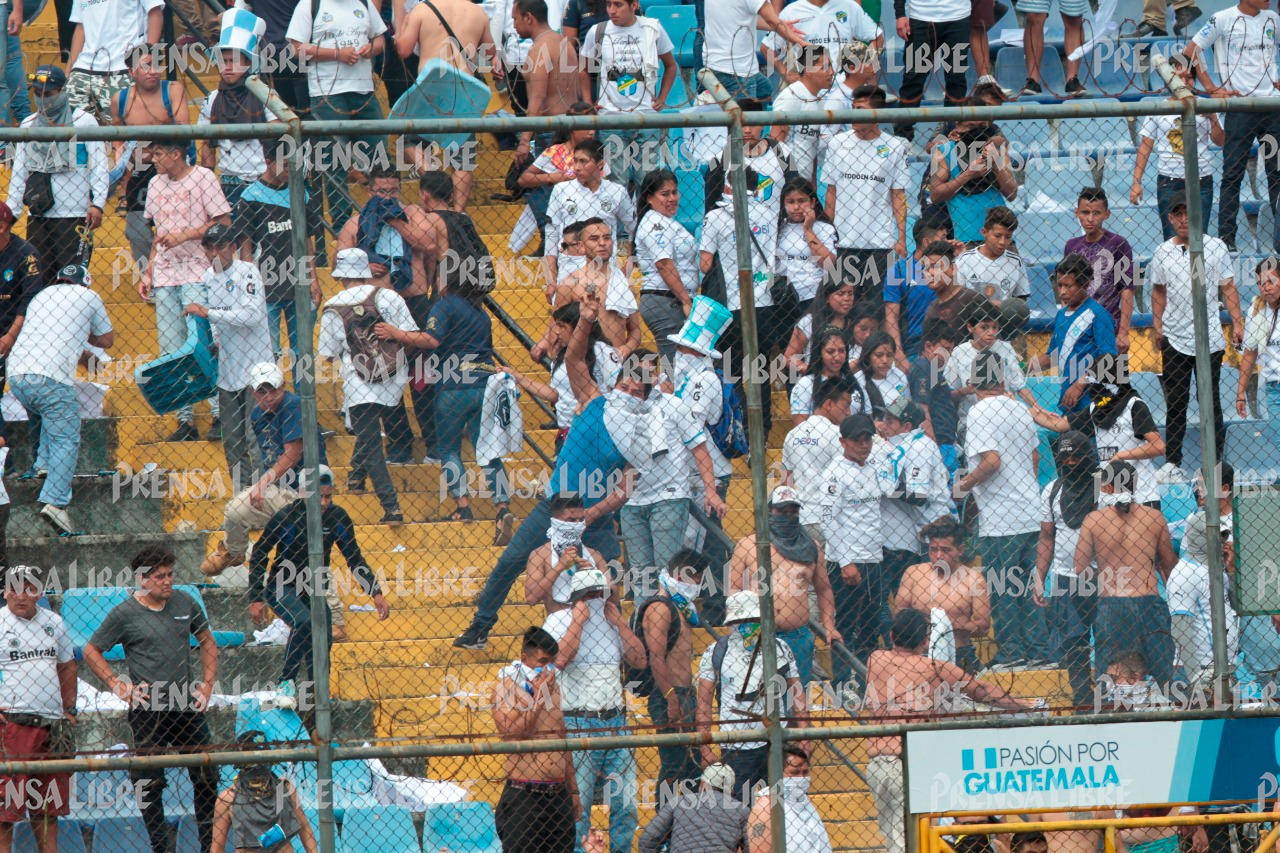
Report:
1104,826,1117,853
1254,821,1280,853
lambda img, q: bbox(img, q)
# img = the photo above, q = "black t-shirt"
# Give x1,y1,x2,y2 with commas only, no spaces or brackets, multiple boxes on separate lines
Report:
0,235,40,335
126,163,157,213
238,178,312,304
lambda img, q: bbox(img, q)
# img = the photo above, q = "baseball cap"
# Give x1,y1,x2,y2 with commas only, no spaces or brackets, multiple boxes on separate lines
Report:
1054,430,1093,459
5,565,43,593
249,362,285,390
569,569,608,601
54,264,87,286
1167,191,1188,213
28,65,67,95
770,485,802,507
724,590,762,625
839,414,876,440
875,397,924,425
701,762,735,794
201,223,238,247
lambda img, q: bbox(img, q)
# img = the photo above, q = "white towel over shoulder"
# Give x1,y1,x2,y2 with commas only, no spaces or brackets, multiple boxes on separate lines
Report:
476,372,523,465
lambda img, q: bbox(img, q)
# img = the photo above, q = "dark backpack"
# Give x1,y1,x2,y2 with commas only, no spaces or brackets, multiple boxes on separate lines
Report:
624,598,683,697
325,289,404,383
434,210,495,298
707,369,748,460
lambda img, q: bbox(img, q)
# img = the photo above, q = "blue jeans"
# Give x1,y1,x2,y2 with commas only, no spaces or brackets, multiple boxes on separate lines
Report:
3,33,23,124
264,579,332,683
10,375,79,507
979,532,1049,664
1157,174,1214,242
436,384,509,504
620,497,690,596
565,715,637,853
778,626,815,686
710,69,773,103
599,127,664,192
469,498,621,633
307,92,387,232
266,300,300,377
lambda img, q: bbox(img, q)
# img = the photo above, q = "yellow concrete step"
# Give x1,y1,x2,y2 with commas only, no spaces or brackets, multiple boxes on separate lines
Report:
331,638,518,671
340,604,551,647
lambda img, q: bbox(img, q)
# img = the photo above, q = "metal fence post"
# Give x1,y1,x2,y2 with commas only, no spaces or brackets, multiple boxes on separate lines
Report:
1156,58,1233,706
698,69,787,852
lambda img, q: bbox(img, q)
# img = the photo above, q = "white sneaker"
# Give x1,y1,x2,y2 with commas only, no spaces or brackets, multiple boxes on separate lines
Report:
40,504,74,535
421,455,442,465
1156,462,1186,484
978,74,1015,99
275,679,297,710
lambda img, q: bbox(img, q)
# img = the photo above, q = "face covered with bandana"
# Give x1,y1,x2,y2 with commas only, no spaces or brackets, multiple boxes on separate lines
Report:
659,569,702,627
736,621,762,649
768,502,817,564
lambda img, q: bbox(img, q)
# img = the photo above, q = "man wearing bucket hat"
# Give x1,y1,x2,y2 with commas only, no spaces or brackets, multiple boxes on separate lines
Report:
697,590,807,801
638,761,751,852
6,65,109,285
544,568,646,853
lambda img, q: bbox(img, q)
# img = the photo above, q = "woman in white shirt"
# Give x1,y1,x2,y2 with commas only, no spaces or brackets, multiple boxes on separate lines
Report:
635,168,698,367
790,327,860,424
858,331,908,408
1237,260,1280,426
776,177,837,311
784,278,855,374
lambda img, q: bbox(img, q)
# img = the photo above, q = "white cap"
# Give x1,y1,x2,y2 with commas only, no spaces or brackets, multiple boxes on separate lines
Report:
249,361,284,390
770,485,802,507
569,568,608,600
701,762,735,793
724,590,761,625
300,464,334,491
5,565,43,593
332,248,374,280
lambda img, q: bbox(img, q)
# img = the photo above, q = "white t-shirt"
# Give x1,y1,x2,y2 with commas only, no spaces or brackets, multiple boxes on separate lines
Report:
9,285,113,385
1138,112,1217,178
782,415,842,526
870,366,909,408
580,18,674,113
673,355,731,480
1091,397,1161,505
544,179,636,262
69,0,165,72
201,260,274,392
0,607,74,719
1148,236,1233,355
198,94,283,181
879,429,953,552
628,393,706,505
704,0,768,77
286,0,388,97
1167,556,1240,671
697,634,799,741
636,210,699,297
318,285,419,406
824,130,910,250
772,82,828,181
905,0,969,22
1244,301,1280,383
955,248,1031,303
817,79,856,149
965,395,1041,537
762,0,881,56
945,340,1027,421
700,202,777,313
1191,7,1280,99
818,452,896,565
776,220,837,302
549,341,623,427
544,601,624,712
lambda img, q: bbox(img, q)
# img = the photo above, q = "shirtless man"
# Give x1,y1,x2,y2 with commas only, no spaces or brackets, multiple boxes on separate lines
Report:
865,609,1031,853
1074,460,1178,688
512,0,580,159
729,485,839,686
525,493,610,615
553,219,641,355
895,515,991,673
395,0,494,210
640,548,709,807
111,45,190,275
491,626,582,853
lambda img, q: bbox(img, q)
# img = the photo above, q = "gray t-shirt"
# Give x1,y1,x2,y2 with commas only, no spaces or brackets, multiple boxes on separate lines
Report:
89,591,209,707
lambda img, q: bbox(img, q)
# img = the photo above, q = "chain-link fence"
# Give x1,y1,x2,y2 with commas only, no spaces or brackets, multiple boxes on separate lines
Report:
0,38,1279,853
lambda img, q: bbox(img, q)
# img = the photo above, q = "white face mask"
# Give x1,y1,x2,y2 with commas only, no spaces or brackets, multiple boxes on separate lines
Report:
782,776,811,799
547,517,585,555
674,350,708,382
515,661,555,694
660,570,701,602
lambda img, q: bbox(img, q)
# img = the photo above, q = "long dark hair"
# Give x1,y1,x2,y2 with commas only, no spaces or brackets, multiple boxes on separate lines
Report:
552,101,597,146
777,175,830,226
807,279,855,338
806,327,853,379
858,330,897,379
551,301,601,380
636,168,678,229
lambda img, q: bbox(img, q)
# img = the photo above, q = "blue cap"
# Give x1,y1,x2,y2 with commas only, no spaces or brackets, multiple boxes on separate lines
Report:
29,65,67,94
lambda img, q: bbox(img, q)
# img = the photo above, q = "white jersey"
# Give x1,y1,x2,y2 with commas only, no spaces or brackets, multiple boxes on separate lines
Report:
0,607,74,719
955,248,1031,303
200,259,273,392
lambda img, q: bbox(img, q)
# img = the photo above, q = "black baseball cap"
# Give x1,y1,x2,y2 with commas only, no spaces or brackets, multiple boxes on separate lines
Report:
54,264,87,285
1167,192,1188,213
1053,430,1093,459
840,414,876,439
202,223,238,247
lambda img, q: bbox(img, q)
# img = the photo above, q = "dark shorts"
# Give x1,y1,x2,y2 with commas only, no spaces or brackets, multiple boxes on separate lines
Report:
0,721,71,821
1095,595,1175,684
495,781,574,853
971,0,997,28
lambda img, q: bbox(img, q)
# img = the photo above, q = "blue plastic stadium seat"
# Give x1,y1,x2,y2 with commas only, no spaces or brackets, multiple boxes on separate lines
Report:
882,48,904,100
176,815,233,853
1082,43,1144,98
15,822,88,853
340,806,421,853
60,587,244,661
84,816,154,853
658,64,694,109
674,162,706,240
236,697,309,742
1010,209,1082,265
134,315,218,416
647,6,698,67
72,769,136,819
421,802,501,853
174,585,245,650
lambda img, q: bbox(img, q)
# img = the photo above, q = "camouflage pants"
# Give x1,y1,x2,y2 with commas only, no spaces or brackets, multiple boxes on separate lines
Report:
65,69,129,124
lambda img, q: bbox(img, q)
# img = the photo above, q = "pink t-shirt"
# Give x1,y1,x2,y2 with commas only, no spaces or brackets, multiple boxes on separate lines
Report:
144,166,231,288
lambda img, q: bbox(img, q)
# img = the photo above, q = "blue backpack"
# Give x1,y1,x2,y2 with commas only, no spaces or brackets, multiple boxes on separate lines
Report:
707,369,748,460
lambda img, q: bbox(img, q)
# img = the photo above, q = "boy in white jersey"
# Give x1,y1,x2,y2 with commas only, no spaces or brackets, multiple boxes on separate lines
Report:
954,206,1031,343
543,138,635,282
